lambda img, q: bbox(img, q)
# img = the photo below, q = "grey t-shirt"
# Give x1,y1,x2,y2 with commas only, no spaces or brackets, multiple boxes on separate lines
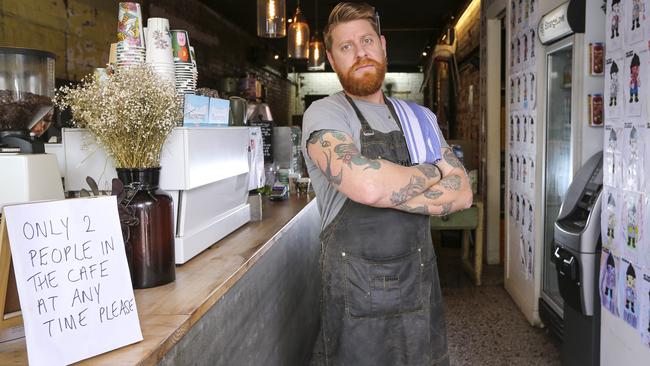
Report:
301,91,448,230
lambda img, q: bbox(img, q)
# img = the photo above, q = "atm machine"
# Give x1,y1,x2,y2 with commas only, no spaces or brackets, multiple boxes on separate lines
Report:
552,151,602,366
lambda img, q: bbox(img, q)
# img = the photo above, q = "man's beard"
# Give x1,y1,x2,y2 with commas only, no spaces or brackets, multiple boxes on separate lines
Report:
337,57,387,97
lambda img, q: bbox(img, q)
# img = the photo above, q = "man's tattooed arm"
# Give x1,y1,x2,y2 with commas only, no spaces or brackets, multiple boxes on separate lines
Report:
393,148,473,216
305,129,442,207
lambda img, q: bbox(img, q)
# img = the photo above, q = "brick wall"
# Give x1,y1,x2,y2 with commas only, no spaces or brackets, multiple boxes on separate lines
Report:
0,0,295,124
295,72,424,114
454,1,482,179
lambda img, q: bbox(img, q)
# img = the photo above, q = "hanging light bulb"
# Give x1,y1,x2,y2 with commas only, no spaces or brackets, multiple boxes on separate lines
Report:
257,0,286,38
308,0,325,70
308,35,325,70
288,1,309,59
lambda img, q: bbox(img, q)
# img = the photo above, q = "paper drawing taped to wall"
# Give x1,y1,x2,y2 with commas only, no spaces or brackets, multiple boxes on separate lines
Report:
605,57,623,119
627,0,646,45
608,0,624,50
619,260,640,329
624,125,645,191
600,249,620,316
624,49,645,117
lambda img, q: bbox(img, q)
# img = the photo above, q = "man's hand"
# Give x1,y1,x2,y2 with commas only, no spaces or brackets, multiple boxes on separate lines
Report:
306,129,442,207
393,148,473,215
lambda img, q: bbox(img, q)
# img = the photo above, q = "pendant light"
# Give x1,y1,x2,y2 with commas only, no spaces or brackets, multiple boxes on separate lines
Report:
288,0,310,59
257,0,286,38
308,0,325,70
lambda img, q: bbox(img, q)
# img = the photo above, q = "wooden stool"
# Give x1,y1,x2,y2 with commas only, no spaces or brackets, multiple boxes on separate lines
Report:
430,199,484,285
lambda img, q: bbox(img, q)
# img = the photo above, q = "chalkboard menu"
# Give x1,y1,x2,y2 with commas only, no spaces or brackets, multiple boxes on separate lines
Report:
249,121,273,163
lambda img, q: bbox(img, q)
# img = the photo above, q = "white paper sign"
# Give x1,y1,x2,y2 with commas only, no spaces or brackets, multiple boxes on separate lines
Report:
3,196,143,366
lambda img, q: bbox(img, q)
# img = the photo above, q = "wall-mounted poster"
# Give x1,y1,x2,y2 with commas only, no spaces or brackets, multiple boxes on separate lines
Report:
626,0,646,46
619,259,641,329
608,0,624,51
601,249,621,316
605,56,624,119
624,48,646,117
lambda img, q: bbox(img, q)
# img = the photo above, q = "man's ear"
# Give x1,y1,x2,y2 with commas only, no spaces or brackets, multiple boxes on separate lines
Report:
380,35,387,56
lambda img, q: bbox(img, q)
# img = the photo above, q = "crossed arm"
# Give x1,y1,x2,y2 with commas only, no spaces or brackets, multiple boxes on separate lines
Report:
306,129,473,215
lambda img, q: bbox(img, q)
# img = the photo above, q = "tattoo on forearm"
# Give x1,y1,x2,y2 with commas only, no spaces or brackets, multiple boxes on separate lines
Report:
440,175,461,191
333,143,381,170
416,164,440,179
443,149,464,169
307,129,346,148
319,150,342,186
390,175,427,205
396,203,430,215
432,202,453,216
424,189,444,200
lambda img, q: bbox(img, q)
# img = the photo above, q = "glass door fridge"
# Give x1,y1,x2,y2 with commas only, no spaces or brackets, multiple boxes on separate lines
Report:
540,36,575,322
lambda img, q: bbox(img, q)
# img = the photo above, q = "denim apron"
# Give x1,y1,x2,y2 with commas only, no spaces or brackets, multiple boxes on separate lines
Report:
314,95,449,366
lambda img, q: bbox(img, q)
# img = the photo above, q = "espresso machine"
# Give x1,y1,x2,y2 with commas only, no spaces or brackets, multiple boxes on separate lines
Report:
0,48,64,210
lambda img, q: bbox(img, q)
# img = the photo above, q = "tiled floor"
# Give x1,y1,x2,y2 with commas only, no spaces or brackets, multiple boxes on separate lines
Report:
438,246,561,366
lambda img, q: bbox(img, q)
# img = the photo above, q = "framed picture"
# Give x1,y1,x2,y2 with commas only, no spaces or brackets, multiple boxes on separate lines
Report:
589,93,604,127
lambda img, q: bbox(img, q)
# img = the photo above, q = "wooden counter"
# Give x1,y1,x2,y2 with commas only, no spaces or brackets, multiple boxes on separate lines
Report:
0,195,322,365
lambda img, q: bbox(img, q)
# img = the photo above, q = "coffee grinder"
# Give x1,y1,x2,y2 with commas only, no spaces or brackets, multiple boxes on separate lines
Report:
0,48,64,210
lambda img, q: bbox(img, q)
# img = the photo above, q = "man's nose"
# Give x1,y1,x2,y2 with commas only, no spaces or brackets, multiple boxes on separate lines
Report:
354,42,368,59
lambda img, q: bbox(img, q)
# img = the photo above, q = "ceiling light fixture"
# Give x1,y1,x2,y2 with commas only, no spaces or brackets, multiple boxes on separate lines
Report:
257,0,286,38
308,0,325,70
288,0,310,59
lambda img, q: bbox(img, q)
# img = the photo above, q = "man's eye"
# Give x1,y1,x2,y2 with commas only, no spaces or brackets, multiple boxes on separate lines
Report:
362,37,372,45
341,44,351,51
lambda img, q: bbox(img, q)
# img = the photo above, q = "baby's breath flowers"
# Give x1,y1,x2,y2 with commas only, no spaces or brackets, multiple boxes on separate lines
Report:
54,65,182,168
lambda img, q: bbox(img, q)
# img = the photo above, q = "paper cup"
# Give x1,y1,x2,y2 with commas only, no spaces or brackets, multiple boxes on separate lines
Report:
117,2,144,47
171,30,192,63
145,21,174,64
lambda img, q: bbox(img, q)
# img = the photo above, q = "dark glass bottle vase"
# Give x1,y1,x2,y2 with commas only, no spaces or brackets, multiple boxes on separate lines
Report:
116,167,175,289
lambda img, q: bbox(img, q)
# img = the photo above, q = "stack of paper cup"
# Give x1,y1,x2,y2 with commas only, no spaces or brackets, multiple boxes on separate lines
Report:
116,2,145,69
189,46,199,87
145,18,175,83
171,30,196,94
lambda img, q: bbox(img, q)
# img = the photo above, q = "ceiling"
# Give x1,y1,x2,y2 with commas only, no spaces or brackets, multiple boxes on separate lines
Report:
200,0,469,72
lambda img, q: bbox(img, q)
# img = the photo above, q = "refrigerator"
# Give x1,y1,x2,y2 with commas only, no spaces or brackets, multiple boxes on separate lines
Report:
505,0,604,327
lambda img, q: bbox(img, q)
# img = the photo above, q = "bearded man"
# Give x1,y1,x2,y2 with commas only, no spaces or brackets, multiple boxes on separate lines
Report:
301,3,472,366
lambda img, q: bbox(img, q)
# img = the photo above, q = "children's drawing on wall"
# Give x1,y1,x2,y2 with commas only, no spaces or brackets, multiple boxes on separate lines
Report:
620,261,639,328
606,58,622,118
600,249,620,316
516,193,520,222
518,0,523,24
528,201,534,233
511,41,515,68
530,29,536,59
625,51,643,116
604,127,622,186
602,189,620,251
517,75,521,103
523,33,528,63
624,125,644,191
623,191,643,258
609,0,623,50
516,37,521,65
515,116,521,142
628,0,645,45
529,116,535,144
522,73,528,108
529,158,535,190
522,115,528,143
641,273,650,347
511,78,515,104
529,73,536,108
526,236,533,280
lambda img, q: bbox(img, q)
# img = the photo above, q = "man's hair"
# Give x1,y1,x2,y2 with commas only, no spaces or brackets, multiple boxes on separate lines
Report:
323,2,379,51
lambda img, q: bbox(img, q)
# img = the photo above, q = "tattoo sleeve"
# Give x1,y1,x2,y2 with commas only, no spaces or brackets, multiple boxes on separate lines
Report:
443,149,465,170
306,129,444,207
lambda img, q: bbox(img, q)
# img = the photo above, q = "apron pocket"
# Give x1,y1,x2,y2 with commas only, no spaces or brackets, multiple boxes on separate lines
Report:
344,250,423,318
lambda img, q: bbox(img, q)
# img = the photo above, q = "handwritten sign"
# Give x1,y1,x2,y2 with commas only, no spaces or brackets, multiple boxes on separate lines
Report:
3,196,142,366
